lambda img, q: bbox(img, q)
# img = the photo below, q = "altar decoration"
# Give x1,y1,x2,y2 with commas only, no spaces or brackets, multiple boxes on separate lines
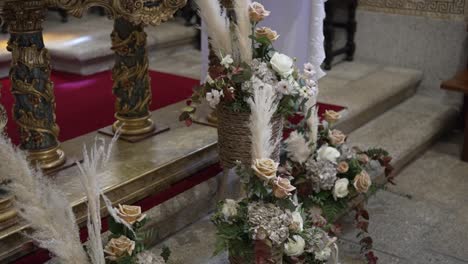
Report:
0,134,170,264
180,0,315,168
282,98,393,263
212,83,338,263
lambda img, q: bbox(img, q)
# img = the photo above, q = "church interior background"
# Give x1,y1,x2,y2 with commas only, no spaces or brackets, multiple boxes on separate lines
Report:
0,0,467,263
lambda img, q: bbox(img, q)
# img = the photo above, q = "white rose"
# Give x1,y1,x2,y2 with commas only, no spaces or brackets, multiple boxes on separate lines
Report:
290,211,304,232
206,90,223,108
333,178,349,200
270,53,294,77
284,235,305,257
221,199,238,220
317,145,340,163
221,54,234,68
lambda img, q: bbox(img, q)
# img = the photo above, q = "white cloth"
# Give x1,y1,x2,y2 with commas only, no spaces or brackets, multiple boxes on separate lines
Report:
201,0,327,81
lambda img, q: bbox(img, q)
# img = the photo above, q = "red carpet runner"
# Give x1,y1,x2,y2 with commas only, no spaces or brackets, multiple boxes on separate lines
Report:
0,70,199,144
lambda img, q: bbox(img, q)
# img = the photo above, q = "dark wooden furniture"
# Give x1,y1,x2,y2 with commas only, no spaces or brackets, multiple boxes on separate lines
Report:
441,70,468,162
323,0,358,70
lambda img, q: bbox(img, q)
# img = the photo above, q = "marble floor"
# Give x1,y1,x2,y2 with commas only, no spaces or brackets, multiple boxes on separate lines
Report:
146,130,468,264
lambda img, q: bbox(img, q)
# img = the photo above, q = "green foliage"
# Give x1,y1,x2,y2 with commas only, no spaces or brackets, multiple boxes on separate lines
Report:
339,158,363,180
161,246,171,262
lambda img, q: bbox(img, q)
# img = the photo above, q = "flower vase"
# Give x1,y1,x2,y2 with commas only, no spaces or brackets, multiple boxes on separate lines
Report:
217,105,283,169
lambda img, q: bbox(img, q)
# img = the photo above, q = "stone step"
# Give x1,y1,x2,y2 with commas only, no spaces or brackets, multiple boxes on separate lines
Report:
0,14,198,77
142,95,459,264
319,62,423,133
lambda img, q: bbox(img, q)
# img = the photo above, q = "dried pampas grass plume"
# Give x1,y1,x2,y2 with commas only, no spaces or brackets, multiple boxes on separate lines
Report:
234,0,253,63
196,0,232,59
247,85,279,160
0,136,89,264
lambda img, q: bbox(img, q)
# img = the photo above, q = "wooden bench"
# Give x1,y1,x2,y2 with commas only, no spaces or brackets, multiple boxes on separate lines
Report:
441,69,468,161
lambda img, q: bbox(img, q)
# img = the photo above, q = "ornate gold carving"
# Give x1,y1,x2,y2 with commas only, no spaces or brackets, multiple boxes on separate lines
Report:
46,0,188,26
2,1,45,33
111,17,155,136
5,6,65,170
0,195,18,231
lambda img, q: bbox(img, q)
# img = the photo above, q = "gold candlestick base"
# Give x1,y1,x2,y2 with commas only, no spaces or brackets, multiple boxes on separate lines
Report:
207,109,218,125
112,113,155,136
0,195,18,231
28,145,66,170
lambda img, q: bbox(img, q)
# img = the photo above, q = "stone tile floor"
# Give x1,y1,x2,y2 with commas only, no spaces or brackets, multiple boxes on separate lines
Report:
149,130,468,264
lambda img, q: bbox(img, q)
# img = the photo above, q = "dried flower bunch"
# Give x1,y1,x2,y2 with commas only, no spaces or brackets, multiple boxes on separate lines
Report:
0,135,170,264
180,0,317,125
209,7,338,258
282,97,394,263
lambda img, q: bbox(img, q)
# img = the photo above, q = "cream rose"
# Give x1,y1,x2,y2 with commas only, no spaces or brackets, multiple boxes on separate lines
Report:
249,2,271,22
104,236,136,261
337,161,349,174
272,177,296,199
324,110,341,124
328,129,346,146
284,235,306,257
252,158,278,182
317,145,341,163
357,154,370,164
289,211,304,232
353,170,372,193
222,199,238,219
333,178,349,200
270,52,294,77
116,204,146,225
255,27,279,42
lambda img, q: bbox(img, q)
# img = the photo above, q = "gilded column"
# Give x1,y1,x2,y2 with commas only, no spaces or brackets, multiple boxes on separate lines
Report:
4,0,65,170
111,18,154,136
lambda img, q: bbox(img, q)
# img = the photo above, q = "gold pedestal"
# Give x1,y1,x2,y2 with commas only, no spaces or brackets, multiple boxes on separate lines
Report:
207,110,218,125
0,196,18,231
112,113,155,136
27,145,66,170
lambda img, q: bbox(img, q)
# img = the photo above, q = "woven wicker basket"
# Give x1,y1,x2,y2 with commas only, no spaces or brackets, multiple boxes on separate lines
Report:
217,105,283,169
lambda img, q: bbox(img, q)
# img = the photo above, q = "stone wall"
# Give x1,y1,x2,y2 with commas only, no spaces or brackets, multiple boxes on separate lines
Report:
348,0,467,102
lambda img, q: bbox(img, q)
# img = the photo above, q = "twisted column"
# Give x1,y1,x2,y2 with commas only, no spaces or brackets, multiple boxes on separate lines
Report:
4,0,65,170
111,17,154,135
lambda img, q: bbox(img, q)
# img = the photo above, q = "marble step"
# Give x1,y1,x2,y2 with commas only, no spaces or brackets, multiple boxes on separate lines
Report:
142,95,458,264
0,15,198,77
319,62,422,134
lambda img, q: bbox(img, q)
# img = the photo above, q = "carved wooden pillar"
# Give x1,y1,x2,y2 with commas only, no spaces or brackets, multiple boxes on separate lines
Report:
4,0,65,170
111,17,154,136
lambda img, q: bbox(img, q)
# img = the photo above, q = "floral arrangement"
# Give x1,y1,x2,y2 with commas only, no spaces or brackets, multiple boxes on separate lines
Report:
211,75,337,263
282,106,394,263
104,204,170,264
180,1,317,125
0,135,170,264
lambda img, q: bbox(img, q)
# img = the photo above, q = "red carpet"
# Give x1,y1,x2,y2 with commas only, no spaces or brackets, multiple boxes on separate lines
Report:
0,70,199,144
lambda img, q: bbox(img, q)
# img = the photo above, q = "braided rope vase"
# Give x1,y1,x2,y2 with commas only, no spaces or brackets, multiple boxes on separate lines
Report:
217,106,284,169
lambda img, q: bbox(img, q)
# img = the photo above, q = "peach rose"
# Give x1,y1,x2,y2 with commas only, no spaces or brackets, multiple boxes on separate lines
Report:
324,110,341,124
337,161,349,174
116,204,146,225
255,27,279,42
249,2,271,22
252,158,278,182
328,129,346,145
357,154,370,164
272,177,296,199
353,170,372,193
104,236,135,261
